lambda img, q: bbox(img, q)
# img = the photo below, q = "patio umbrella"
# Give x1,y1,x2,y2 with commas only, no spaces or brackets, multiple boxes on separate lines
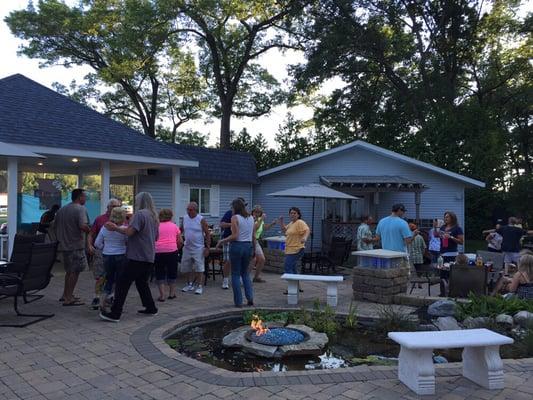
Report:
267,184,359,255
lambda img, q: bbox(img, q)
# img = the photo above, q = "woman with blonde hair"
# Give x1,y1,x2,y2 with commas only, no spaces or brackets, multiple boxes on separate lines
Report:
154,209,182,301
249,205,277,283
492,252,533,299
100,192,160,322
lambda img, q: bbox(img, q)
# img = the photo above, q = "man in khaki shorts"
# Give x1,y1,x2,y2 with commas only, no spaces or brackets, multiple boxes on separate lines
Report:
181,202,210,295
54,188,91,306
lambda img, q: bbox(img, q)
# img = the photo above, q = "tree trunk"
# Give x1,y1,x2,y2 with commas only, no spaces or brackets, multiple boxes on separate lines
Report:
220,104,232,149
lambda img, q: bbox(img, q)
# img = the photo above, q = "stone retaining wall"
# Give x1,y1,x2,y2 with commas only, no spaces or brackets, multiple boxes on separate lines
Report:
352,264,409,304
263,248,285,273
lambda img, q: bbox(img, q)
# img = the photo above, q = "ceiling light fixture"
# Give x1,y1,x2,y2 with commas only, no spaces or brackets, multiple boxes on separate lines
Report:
72,158,79,163
37,162,43,166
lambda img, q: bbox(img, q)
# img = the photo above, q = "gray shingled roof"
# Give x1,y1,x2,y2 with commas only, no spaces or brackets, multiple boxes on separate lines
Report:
0,74,192,161
173,143,258,184
0,74,258,184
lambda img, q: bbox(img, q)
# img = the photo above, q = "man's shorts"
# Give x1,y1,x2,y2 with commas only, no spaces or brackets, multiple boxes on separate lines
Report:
223,242,230,262
180,248,205,273
89,248,105,279
254,241,264,258
63,249,88,273
503,252,520,264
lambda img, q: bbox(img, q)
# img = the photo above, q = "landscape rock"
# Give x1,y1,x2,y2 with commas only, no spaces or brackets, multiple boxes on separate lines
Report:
513,311,533,328
435,316,462,331
417,324,439,332
427,300,457,317
463,316,492,329
495,314,514,327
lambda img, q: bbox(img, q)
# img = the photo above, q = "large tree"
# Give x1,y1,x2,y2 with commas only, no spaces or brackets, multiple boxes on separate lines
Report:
293,0,531,189
166,0,308,148
6,0,206,140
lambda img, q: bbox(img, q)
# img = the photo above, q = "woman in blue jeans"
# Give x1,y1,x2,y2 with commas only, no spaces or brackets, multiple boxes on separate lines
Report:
217,198,256,307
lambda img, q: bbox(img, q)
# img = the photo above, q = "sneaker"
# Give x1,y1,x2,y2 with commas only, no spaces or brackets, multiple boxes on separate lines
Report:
221,278,229,289
194,286,203,295
99,311,120,323
91,297,100,310
137,308,158,315
182,283,194,292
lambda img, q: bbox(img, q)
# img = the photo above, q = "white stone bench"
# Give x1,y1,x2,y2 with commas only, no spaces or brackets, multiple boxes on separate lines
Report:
388,328,514,395
280,273,343,307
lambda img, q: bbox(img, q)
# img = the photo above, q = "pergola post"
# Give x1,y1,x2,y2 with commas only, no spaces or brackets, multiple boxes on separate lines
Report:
415,191,421,223
171,167,181,222
7,157,18,258
100,160,110,214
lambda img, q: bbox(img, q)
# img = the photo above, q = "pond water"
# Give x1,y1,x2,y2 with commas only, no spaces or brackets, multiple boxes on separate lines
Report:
165,317,470,372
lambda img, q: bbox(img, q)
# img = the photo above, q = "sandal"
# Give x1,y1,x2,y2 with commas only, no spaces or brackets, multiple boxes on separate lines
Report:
168,295,176,299
59,296,80,302
157,297,165,302
63,300,85,306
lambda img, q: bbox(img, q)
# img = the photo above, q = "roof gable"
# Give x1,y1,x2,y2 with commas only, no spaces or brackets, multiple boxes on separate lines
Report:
259,140,485,188
0,74,194,164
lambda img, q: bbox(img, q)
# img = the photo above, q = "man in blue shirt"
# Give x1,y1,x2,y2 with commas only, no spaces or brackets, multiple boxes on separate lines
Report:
375,203,412,253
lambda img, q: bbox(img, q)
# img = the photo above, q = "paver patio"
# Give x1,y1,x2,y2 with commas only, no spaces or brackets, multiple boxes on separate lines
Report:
1,264,532,400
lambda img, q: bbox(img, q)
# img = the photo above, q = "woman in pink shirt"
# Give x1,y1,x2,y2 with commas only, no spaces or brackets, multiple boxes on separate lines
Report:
154,209,182,301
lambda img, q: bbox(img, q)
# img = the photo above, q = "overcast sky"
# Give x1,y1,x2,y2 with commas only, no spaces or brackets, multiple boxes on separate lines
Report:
0,0,319,147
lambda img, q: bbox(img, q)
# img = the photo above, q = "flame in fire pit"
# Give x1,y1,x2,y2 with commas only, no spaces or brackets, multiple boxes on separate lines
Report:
250,314,269,336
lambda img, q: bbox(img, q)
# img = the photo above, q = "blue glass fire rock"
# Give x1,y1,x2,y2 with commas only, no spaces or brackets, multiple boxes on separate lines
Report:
250,328,304,346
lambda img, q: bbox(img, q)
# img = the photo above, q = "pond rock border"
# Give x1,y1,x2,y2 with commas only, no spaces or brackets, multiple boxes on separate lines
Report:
222,324,328,358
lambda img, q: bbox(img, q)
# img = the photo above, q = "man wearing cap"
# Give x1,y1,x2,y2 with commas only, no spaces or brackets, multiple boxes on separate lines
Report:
219,197,247,289
375,203,412,253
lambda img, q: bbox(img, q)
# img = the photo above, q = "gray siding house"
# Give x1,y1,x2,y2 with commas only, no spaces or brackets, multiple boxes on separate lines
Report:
137,145,257,226
253,141,485,249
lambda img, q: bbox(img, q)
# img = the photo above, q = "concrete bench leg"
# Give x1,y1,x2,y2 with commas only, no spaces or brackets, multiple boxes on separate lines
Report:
326,283,338,307
397,346,435,395
462,345,504,389
287,281,298,305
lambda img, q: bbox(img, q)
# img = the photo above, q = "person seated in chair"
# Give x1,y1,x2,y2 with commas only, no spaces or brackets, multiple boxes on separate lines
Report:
491,251,533,298
440,254,469,297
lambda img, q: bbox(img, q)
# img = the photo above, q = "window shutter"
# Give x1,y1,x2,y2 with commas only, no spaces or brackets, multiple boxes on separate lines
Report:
210,184,220,217
178,183,190,223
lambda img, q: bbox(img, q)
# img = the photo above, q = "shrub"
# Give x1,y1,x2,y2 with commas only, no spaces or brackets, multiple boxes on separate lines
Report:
374,305,417,334
344,300,358,329
455,294,533,321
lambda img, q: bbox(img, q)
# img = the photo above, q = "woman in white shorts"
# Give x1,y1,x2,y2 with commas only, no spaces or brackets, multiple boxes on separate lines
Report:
250,205,277,283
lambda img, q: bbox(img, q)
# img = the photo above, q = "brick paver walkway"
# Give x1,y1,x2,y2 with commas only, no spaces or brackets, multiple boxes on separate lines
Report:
1,265,532,399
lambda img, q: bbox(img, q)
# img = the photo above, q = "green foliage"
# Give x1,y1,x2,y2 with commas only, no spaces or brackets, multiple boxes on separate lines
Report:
350,355,397,366
455,294,533,321
242,310,295,325
520,329,533,357
294,299,340,337
344,300,358,329
374,305,417,334
165,338,179,349
6,0,207,139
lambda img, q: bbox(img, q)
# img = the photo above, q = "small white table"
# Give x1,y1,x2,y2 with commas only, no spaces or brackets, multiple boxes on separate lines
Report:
281,273,343,306
388,329,514,395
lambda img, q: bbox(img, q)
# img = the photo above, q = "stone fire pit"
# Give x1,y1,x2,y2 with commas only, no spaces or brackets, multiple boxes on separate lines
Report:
222,324,328,358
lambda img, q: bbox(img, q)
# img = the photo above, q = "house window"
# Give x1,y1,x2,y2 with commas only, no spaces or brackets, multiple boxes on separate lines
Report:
190,187,210,215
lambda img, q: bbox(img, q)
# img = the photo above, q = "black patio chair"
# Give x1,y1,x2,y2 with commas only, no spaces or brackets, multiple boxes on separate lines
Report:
3,234,47,303
315,240,348,275
409,263,440,296
448,263,487,298
0,241,58,327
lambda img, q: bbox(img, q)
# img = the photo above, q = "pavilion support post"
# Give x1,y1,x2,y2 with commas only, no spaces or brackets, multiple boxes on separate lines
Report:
100,160,110,214
77,173,83,188
7,157,18,258
171,167,181,222
415,191,421,224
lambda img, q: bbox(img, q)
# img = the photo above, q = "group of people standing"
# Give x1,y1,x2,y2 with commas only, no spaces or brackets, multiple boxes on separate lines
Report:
49,187,312,321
